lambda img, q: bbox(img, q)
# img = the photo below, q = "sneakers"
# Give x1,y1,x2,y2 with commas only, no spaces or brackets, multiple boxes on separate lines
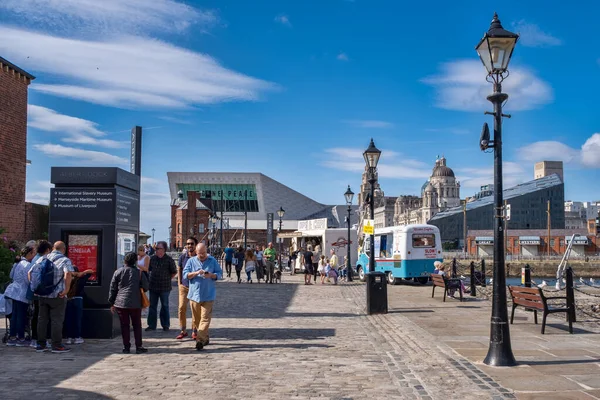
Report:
144,327,155,332
30,340,37,348
74,338,84,345
15,339,29,347
136,347,148,354
176,331,188,340
35,344,49,353
191,331,197,340
162,327,170,332
46,339,52,348
51,345,71,353
122,347,131,354
6,338,17,346
65,338,73,345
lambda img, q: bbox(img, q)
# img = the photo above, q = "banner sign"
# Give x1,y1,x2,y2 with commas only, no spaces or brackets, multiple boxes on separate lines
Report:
267,213,274,244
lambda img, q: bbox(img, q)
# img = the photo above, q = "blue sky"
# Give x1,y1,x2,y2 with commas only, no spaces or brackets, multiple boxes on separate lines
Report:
0,0,598,242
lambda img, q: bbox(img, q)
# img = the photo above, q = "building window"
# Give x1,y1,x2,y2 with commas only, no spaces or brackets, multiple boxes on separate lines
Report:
177,223,181,234
199,223,205,233
560,239,564,246
550,239,555,246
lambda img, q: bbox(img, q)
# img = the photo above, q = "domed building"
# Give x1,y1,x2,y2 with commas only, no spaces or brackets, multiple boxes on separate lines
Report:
393,156,460,226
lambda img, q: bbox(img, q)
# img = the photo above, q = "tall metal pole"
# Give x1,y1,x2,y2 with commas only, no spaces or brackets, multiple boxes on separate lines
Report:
347,204,353,281
368,172,376,273
463,202,467,259
278,217,283,270
244,191,248,250
483,82,516,366
505,200,509,260
220,185,224,249
547,200,551,257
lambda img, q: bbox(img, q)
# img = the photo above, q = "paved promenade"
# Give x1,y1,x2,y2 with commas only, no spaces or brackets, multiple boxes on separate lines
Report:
1,275,599,399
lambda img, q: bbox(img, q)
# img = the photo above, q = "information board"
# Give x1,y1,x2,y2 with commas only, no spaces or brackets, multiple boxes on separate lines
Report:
67,234,100,284
51,188,115,223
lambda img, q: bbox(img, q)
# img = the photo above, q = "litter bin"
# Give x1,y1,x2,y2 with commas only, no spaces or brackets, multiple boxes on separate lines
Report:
366,271,388,315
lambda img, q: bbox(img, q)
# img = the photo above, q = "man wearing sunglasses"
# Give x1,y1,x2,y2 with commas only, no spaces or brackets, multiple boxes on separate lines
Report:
146,241,177,332
176,237,198,340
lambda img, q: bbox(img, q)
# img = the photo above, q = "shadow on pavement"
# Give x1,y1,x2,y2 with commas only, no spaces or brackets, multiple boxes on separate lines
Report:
521,358,600,366
211,327,336,341
283,312,357,318
213,282,298,319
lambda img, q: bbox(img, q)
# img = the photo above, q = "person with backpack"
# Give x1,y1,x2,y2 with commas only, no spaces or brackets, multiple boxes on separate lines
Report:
30,241,74,353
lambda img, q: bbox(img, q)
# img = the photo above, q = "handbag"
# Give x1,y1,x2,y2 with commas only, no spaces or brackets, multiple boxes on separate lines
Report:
139,271,149,309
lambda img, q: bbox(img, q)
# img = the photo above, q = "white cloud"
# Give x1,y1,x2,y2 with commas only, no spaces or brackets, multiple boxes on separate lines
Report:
36,181,55,189
0,0,217,36
337,52,349,61
274,14,292,27
28,104,127,148
33,143,127,165
512,20,562,48
456,161,528,191
516,134,600,168
422,60,553,112
342,120,394,128
26,191,50,205
0,27,275,109
323,147,429,179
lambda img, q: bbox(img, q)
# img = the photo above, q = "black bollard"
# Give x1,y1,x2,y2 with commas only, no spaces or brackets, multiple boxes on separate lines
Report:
481,258,486,287
452,258,457,278
522,264,531,288
470,261,476,296
565,267,576,323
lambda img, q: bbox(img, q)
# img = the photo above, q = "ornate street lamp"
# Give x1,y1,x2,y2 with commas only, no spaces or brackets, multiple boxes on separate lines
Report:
151,228,155,245
476,12,518,367
344,185,354,282
277,206,285,270
363,138,381,274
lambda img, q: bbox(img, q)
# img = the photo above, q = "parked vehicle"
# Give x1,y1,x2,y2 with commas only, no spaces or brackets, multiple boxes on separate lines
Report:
356,224,443,284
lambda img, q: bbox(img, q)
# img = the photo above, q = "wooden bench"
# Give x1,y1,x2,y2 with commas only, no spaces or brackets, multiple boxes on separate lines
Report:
431,274,463,302
508,286,573,334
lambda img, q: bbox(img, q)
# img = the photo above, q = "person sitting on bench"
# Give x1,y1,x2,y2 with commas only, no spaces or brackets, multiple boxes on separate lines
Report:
437,264,465,297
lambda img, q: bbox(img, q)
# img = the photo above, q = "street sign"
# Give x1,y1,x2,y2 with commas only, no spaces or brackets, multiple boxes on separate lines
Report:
363,219,374,235
505,204,511,221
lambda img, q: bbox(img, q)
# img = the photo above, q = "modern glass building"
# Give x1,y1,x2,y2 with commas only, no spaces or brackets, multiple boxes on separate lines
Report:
428,174,565,244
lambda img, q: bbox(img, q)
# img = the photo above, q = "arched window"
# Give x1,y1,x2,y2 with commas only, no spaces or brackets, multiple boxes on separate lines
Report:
177,223,181,234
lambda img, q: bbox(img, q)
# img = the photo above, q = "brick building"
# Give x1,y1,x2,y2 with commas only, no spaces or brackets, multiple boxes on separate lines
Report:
171,190,212,249
0,57,35,242
467,229,599,258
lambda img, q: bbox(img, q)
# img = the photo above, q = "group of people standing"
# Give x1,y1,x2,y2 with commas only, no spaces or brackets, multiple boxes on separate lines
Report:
4,240,91,353
222,243,278,284
298,246,342,285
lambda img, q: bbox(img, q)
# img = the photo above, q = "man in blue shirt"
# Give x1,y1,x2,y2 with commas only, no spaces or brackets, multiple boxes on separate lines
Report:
183,243,223,351
223,243,235,278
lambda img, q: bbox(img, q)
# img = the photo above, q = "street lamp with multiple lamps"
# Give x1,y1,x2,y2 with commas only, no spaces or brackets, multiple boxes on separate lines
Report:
344,185,354,282
363,138,381,274
151,228,155,245
476,12,519,367
277,206,285,270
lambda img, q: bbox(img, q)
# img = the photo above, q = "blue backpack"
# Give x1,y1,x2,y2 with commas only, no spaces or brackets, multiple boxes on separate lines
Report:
33,255,64,296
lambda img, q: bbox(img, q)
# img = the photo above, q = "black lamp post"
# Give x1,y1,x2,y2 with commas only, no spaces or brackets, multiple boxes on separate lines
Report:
277,206,285,270
151,228,155,245
476,12,519,367
344,185,354,282
363,138,381,274
168,226,172,250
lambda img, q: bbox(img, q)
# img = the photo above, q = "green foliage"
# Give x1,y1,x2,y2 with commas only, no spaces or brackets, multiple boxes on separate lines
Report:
0,229,19,288
442,241,458,251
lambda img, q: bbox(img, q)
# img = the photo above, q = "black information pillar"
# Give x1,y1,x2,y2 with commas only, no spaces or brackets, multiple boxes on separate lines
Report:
49,167,140,339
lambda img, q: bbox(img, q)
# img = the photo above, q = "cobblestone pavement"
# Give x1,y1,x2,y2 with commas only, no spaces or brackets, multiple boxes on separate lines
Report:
1,275,516,400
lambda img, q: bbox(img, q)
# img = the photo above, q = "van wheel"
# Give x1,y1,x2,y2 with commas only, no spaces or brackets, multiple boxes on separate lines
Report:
358,266,365,282
416,277,429,285
387,272,399,285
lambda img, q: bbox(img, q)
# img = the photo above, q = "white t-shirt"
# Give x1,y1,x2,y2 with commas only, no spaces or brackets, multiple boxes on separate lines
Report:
255,251,263,261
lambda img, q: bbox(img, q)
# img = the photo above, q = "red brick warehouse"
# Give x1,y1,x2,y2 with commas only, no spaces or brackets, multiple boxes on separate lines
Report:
0,57,35,242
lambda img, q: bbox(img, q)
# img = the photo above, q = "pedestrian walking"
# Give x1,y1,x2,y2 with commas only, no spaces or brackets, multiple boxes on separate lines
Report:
146,241,176,332
255,246,264,282
263,242,277,284
311,246,320,284
302,245,314,285
234,247,245,283
30,241,74,353
318,255,327,284
244,249,256,283
3,245,36,347
223,243,235,278
109,252,149,354
177,237,198,340
183,243,223,351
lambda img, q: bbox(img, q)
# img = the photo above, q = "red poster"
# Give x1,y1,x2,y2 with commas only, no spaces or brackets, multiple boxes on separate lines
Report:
68,235,99,283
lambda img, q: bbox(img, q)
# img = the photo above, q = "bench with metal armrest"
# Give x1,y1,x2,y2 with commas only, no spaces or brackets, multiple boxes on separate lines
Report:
508,285,573,334
431,274,463,302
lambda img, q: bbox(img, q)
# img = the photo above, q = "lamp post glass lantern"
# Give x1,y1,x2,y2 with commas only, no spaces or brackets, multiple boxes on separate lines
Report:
476,13,518,367
151,228,155,246
344,185,354,281
277,207,285,270
363,138,381,274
